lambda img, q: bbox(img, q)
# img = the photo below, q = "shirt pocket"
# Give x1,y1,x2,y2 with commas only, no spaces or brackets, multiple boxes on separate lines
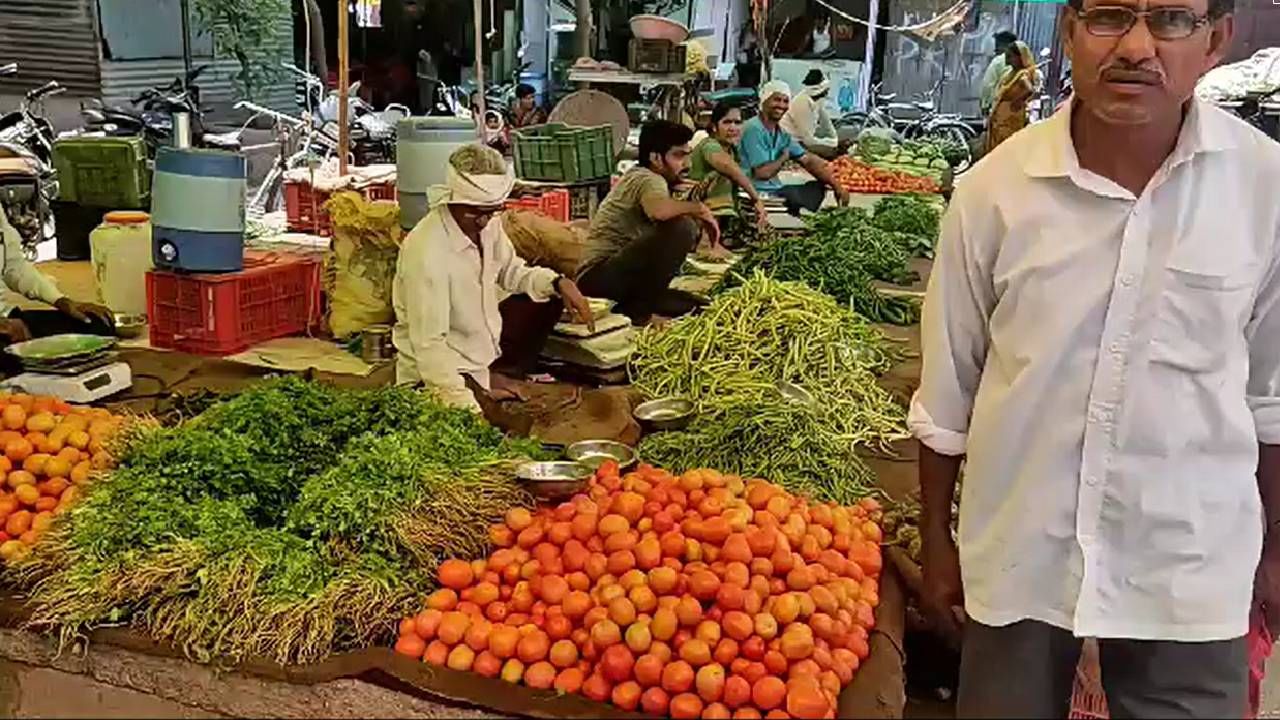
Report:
1150,262,1255,374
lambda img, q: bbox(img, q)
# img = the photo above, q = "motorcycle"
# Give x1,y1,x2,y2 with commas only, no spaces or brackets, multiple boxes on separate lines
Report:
0,63,63,258
285,63,407,163
77,65,241,154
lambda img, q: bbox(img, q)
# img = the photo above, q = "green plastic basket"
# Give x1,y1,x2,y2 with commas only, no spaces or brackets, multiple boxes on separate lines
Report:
51,136,150,209
512,123,615,182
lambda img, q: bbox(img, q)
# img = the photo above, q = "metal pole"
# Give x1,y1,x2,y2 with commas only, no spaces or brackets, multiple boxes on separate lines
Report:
474,0,488,140
861,0,879,111
338,0,350,174
179,0,193,81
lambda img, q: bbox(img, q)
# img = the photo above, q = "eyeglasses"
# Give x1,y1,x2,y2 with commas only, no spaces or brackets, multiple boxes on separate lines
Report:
1076,5,1209,40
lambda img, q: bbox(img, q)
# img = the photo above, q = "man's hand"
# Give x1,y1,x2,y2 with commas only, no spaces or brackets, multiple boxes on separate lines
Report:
753,198,769,225
488,373,530,402
834,185,851,207
555,277,596,334
696,204,721,248
1256,540,1280,636
921,528,966,647
0,318,31,343
54,298,114,328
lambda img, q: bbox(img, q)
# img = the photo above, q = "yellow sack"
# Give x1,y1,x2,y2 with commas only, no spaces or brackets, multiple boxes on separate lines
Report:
324,191,403,339
502,209,589,278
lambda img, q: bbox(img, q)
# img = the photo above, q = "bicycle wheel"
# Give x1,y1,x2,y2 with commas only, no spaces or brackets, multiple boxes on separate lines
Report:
836,111,884,136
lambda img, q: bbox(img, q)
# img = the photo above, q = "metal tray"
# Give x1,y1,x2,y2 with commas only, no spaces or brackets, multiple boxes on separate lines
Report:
5,334,116,362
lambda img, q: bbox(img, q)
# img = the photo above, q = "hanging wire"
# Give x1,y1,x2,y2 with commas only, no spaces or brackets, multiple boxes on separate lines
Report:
811,0,973,40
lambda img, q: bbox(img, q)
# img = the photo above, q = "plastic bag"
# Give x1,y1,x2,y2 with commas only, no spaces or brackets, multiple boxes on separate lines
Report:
324,191,403,339
502,209,589,278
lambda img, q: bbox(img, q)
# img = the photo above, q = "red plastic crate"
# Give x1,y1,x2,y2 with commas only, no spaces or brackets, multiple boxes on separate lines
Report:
146,252,323,356
504,188,571,223
284,179,397,236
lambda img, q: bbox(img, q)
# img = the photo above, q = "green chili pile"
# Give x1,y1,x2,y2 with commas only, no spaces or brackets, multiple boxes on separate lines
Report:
17,377,543,665
870,195,942,257
719,206,926,324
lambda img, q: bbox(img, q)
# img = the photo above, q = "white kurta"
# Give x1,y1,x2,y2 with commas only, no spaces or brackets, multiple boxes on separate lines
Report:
910,99,1280,641
780,91,838,151
0,206,64,313
392,207,558,411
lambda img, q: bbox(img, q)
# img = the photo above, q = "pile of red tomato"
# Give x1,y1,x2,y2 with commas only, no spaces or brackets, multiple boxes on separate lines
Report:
394,462,884,719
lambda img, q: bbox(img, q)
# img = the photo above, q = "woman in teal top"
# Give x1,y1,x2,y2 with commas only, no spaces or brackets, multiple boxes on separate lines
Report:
686,103,767,245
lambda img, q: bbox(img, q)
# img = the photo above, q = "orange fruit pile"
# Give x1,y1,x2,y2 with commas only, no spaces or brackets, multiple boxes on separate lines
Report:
0,393,121,561
395,462,884,719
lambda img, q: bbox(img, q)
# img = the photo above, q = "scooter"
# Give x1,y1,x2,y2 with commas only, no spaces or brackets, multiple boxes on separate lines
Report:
0,64,62,258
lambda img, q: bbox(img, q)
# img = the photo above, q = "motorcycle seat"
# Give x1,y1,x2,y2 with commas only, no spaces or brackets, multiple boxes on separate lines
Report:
202,131,242,150
0,156,41,177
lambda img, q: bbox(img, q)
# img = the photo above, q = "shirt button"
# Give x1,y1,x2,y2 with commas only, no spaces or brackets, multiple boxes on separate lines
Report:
1086,475,1100,487
1109,342,1122,354
1120,274,1136,287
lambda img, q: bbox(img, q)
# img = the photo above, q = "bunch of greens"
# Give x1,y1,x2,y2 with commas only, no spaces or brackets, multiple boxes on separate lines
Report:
18,377,540,665
870,195,942,257
719,207,923,325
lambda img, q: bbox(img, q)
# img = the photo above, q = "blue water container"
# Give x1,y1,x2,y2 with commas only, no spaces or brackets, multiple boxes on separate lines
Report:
151,147,247,272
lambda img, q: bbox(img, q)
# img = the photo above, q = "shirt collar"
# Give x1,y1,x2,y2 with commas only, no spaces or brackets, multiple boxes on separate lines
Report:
440,206,479,253
1023,96,1241,180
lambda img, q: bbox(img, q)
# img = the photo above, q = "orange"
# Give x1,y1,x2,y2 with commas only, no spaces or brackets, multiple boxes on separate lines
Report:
607,597,637,626
590,619,621,649
723,675,752,709
4,438,32,463
4,510,31,537
679,638,712,666
426,588,459,611
394,633,426,658
523,660,556,689
600,643,635,683
1,405,26,431
704,702,732,719
549,638,578,668
625,622,653,654
488,625,520,659
13,485,38,508
696,663,726,703
641,686,671,716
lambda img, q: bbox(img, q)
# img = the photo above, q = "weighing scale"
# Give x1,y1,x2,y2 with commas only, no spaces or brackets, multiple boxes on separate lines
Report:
1,335,133,403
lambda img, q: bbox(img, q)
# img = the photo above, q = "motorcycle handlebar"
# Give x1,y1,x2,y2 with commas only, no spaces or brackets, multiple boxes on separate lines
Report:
0,63,17,78
27,81,64,101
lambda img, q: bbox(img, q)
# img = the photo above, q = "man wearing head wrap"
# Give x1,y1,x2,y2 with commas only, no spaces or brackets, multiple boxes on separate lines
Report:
739,80,849,215
392,144,594,411
780,69,847,160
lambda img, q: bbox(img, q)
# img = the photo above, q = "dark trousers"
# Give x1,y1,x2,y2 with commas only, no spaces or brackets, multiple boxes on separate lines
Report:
776,181,828,216
492,295,563,378
958,619,1247,719
577,217,700,323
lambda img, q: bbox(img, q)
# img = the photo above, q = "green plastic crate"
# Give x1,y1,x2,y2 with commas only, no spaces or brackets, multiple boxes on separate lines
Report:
512,123,615,182
52,136,150,209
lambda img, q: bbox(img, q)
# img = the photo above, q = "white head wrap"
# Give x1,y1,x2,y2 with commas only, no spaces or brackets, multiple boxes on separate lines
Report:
807,79,831,96
427,144,515,208
759,80,792,108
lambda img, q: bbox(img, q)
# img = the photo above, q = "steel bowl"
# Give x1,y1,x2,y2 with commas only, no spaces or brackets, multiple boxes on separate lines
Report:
630,14,690,43
634,397,696,432
565,440,637,471
113,313,147,339
515,461,594,502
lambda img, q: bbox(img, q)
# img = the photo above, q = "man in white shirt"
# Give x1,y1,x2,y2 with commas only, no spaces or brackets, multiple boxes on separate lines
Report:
978,31,1018,117
0,206,112,349
780,70,847,160
912,0,1280,715
391,144,592,412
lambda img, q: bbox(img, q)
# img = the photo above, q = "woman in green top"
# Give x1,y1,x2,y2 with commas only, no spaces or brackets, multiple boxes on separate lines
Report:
687,103,768,247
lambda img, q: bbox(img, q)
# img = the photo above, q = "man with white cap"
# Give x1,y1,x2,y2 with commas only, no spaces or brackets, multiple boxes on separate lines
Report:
392,144,594,411
780,69,848,160
740,79,848,215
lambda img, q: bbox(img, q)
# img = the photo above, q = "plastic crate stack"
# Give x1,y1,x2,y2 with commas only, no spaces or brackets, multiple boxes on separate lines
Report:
284,180,398,237
146,251,323,356
512,123,614,183
504,189,571,222
49,137,150,261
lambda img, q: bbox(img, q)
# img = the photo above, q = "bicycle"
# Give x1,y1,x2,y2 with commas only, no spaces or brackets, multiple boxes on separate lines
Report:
837,80,978,172
232,100,341,216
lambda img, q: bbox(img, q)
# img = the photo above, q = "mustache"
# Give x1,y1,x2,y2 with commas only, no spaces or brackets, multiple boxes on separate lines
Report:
1101,63,1165,84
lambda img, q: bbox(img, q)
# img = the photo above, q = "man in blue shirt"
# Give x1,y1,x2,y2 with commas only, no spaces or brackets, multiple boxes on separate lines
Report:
740,80,848,215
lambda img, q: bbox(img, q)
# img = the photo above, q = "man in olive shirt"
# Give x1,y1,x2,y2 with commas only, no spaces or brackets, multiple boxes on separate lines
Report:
577,121,719,323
